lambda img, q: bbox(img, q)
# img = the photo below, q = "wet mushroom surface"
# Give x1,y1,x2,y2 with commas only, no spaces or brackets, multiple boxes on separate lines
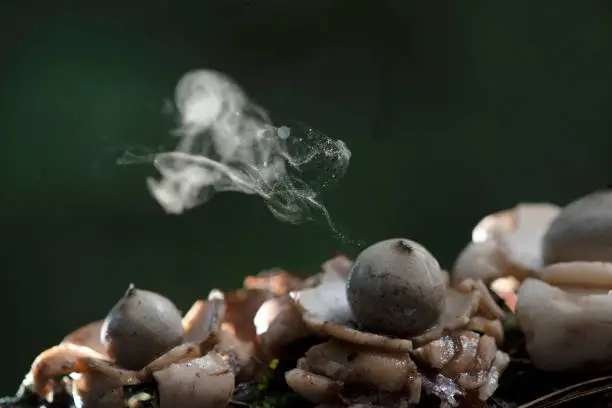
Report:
286,238,510,408
21,286,239,408
12,284,283,408
7,199,612,408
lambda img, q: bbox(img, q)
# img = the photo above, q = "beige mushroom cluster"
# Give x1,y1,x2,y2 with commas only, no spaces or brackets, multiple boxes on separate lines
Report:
281,238,509,407
20,279,297,408
451,189,612,372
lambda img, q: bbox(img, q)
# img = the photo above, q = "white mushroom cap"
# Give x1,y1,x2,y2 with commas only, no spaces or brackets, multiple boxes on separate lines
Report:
495,203,560,272
516,276,612,371
293,262,354,326
452,203,560,285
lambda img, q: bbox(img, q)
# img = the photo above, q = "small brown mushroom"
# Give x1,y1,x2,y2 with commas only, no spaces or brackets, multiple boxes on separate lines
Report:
24,285,230,404
255,295,310,358
347,238,446,337
287,254,421,405
101,284,185,370
542,189,612,265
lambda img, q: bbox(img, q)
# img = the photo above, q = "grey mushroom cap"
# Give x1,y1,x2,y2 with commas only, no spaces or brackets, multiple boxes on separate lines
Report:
101,285,185,370
542,189,612,265
347,238,446,337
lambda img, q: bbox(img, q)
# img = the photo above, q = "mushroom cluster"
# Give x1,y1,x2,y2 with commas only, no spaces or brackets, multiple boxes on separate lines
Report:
451,189,612,372
282,238,510,407
22,202,611,407
20,282,284,408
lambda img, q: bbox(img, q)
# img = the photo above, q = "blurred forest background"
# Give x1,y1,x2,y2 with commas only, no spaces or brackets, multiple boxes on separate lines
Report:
1,0,611,393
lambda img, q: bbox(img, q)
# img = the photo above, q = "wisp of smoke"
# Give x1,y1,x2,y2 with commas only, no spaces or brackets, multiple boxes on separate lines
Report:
142,69,351,229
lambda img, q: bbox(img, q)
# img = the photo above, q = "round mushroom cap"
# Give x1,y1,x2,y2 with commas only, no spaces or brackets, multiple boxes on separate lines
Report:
153,352,235,408
542,190,612,265
346,238,446,338
101,284,184,370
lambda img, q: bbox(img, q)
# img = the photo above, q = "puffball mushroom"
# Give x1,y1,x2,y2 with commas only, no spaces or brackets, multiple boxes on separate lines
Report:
287,243,509,407
101,284,185,370
347,238,447,337
542,189,612,265
26,289,236,408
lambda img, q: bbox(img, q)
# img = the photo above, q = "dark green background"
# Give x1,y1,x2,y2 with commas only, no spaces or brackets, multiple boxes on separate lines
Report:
1,0,611,392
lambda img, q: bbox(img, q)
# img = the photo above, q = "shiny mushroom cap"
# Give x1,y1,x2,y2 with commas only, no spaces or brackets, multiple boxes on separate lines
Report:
101,284,184,370
347,238,446,337
542,189,612,265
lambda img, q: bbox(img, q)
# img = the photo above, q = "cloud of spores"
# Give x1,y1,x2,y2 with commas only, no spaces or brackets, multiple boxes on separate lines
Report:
142,69,351,230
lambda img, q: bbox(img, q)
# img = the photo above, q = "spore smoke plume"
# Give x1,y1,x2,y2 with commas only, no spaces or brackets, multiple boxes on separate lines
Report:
143,69,351,229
